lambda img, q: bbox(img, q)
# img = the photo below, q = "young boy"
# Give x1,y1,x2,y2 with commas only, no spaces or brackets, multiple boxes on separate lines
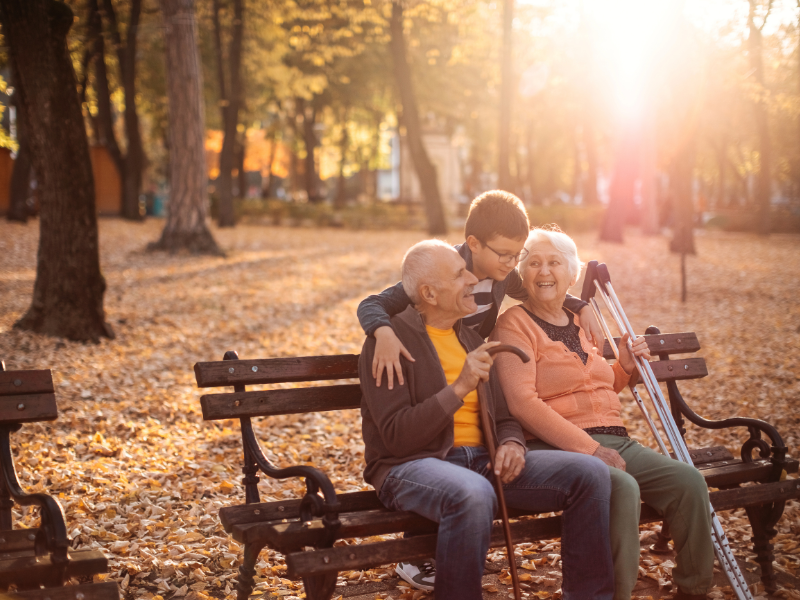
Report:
357,190,604,591
358,190,603,390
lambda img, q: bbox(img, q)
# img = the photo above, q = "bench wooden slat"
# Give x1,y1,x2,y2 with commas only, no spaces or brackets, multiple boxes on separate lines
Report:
233,509,437,549
219,490,381,530
0,528,41,555
201,384,361,420
13,582,120,600
285,508,662,577
701,458,798,488
283,480,800,577
684,446,734,465
0,548,108,586
194,355,360,388
649,358,708,382
601,333,700,360
0,370,54,397
0,393,58,424
218,446,738,529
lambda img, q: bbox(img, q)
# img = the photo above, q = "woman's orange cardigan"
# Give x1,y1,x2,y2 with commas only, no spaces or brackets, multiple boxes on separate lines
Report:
490,305,632,456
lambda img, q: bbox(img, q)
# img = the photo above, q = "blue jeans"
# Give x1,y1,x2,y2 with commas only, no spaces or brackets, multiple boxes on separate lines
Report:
378,446,614,600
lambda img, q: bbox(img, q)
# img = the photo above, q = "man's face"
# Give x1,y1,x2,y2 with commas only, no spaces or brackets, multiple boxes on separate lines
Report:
428,249,480,319
467,235,527,282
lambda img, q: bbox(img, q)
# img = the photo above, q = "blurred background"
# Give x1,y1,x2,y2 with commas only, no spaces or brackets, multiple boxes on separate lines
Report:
2,0,800,239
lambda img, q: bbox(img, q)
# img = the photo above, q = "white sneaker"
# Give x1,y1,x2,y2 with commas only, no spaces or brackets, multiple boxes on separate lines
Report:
395,559,436,591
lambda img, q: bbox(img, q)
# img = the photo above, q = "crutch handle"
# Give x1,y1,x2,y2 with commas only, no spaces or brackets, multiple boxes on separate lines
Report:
581,260,599,302
597,262,612,286
487,344,530,363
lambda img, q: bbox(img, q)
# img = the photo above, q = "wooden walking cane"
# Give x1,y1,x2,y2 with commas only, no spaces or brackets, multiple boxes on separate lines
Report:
477,344,530,600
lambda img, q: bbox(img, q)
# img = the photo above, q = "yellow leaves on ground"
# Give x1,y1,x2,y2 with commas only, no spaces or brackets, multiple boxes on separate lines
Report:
1,221,799,599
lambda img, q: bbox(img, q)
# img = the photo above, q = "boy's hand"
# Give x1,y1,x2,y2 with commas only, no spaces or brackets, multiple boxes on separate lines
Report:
452,341,500,399
373,326,415,389
492,442,526,483
578,306,605,355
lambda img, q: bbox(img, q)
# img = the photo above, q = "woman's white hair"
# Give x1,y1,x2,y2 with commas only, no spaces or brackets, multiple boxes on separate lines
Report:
519,226,584,286
401,239,454,304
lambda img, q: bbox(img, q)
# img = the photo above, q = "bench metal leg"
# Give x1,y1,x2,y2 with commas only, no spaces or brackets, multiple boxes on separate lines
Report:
236,541,267,600
745,501,785,594
651,520,673,554
302,571,338,600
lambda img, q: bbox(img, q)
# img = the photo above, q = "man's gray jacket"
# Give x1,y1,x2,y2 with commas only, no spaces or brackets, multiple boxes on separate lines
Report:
360,305,526,492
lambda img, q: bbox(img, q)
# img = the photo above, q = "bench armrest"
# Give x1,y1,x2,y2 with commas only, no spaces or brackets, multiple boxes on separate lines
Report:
0,426,70,574
644,326,789,480
240,417,342,545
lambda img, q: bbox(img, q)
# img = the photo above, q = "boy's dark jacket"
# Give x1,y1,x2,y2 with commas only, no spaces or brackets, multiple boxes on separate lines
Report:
360,305,526,492
357,242,587,340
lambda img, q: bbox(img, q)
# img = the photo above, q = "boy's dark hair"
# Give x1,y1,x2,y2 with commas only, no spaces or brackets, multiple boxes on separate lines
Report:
464,190,529,242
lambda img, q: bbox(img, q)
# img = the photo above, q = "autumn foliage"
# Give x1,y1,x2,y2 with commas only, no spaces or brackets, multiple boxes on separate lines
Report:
0,221,799,598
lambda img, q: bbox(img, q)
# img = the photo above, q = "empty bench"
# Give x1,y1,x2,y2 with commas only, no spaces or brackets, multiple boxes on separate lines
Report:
194,330,800,600
0,362,118,599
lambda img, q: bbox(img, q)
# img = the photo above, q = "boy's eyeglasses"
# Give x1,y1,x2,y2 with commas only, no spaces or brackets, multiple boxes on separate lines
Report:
482,242,529,266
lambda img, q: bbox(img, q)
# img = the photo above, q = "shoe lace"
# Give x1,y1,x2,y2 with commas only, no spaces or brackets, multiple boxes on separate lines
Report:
418,561,436,576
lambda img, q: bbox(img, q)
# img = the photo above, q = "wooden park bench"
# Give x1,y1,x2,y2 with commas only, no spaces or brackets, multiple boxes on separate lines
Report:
0,362,118,599
194,329,800,600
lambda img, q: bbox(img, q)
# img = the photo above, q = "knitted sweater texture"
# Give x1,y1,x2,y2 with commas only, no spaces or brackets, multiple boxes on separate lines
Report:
490,305,632,456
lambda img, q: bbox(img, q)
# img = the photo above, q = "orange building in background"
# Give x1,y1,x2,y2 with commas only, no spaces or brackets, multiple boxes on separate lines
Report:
0,146,121,215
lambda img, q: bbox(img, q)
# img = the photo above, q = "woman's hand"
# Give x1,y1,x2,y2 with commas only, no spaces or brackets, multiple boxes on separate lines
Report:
493,442,526,483
577,306,605,355
618,332,651,375
372,326,415,389
592,445,626,471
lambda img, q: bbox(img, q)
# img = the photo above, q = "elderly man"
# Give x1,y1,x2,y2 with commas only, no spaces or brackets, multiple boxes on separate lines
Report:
359,240,615,600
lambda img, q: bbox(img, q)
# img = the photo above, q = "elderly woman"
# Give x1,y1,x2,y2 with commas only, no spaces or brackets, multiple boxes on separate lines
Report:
491,227,714,600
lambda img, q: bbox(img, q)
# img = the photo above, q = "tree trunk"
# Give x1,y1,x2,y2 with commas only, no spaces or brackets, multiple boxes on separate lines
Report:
212,0,244,227
581,120,598,205
335,110,349,210
669,140,697,255
1,0,113,341
298,96,322,203
497,0,514,190
748,1,771,235
235,134,246,198
261,126,277,199
640,116,659,234
389,1,447,234
7,62,32,223
599,133,638,243
88,0,125,186
150,0,222,255
101,0,146,221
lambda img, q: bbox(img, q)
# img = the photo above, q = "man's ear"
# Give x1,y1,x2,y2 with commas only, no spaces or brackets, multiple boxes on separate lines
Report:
419,283,438,305
466,235,482,254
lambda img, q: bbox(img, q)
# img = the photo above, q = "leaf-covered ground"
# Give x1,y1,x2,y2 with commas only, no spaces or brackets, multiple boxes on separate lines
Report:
0,219,798,600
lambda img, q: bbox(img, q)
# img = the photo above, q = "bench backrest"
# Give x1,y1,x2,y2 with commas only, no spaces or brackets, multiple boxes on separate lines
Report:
0,365,58,425
194,331,706,422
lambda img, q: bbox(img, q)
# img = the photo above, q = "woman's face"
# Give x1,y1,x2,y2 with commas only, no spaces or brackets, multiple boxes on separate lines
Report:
522,241,573,306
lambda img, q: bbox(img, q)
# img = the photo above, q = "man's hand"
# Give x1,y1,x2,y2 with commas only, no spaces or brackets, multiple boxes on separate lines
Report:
592,445,626,471
618,332,651,375
372,326,415,389
452,341,500,399
493,442,526,484
578,305,605,356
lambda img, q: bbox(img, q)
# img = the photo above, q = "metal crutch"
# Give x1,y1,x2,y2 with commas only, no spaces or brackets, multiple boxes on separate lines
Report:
581,261,755,600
